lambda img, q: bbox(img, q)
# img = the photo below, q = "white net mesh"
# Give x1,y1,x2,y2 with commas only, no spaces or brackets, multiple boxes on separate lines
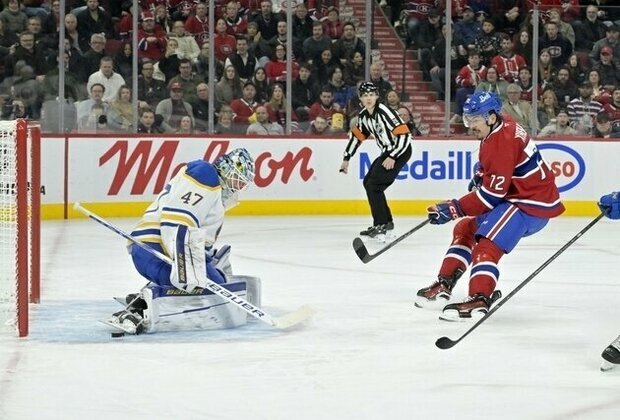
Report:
0,120,19,333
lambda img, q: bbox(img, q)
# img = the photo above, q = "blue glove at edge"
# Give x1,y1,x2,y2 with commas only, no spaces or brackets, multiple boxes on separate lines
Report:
428,199,465,225
598,192,620,220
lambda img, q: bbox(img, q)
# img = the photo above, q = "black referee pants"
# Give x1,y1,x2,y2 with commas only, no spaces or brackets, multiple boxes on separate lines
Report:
363,145,412,226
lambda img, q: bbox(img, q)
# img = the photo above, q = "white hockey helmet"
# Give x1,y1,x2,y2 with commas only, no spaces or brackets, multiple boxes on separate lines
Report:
214,148,255,194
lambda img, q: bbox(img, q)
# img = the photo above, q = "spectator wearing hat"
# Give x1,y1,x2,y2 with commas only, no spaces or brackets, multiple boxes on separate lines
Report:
590,25,620,66
592,46,620,88
155,81,194,131
567,81,604,135
138,11,167,61
538,108,577,137
454,6,480,49
574,5,608,53
75,0,114,43
538,21,572,68
230,81,260,132
502,83,537,133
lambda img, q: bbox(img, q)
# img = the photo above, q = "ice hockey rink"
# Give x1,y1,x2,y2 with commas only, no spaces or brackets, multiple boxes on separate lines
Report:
1,215,619,420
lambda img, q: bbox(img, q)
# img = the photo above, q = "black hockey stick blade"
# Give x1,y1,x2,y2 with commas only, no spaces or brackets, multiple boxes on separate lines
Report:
352,219,430,264
435,213,604,350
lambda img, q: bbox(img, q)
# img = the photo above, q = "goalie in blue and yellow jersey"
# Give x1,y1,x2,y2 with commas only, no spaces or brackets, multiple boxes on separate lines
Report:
105,148,261,335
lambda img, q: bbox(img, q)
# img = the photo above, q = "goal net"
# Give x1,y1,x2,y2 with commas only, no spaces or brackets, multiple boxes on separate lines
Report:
0,119,40,337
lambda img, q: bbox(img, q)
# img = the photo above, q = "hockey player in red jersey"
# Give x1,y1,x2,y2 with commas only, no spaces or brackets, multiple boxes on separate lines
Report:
416,91,565,321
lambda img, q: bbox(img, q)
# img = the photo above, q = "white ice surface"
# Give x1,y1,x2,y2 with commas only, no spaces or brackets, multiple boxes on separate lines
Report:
1,216,620,420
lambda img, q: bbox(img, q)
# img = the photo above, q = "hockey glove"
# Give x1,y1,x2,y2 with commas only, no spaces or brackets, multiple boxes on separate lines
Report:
428,199,465,225
468,162,484,192
598,192,620,220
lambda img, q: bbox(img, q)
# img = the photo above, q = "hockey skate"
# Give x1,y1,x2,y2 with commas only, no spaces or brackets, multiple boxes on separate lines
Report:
601,334,620,372
415,269,464,309
439,291,502,322
359,222,394,242
102,310,145,335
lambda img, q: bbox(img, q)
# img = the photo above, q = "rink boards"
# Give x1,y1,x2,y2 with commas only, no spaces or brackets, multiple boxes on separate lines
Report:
38,135,614,219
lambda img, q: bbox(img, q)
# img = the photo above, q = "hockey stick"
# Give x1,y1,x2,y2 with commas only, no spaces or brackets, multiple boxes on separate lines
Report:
435,213,605,350
74,202,316,329
352,219,430,263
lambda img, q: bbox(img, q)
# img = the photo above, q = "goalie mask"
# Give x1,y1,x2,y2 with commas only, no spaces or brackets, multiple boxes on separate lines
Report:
215,148,255,195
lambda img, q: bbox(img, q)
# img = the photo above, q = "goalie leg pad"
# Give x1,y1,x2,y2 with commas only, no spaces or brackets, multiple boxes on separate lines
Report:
143,282,250,333
169,225,209,292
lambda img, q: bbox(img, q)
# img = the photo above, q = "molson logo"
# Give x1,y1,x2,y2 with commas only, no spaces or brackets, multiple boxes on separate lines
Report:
99,140,314,195
360,151,475,180
538,143,585,193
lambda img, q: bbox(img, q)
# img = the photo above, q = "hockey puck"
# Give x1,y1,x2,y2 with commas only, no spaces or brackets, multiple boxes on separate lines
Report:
111,332,125,338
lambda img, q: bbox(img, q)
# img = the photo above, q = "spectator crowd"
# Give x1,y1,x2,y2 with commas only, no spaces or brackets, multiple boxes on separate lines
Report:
1,0,619,138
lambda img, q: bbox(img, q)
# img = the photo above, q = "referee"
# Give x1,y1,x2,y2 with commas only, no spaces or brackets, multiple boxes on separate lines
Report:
340,82,413,239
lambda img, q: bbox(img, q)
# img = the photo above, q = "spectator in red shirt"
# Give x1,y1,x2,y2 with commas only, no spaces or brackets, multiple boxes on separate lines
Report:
185,1,209,46
137,11,167,61
265,44,299,83
308,85,345,133
322,6,343,40
230,81,261,132
224,0,248,36
490,35,527,83
213,18,237,62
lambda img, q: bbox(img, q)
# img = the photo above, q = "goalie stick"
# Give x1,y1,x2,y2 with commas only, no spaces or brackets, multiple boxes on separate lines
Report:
352,219,430,263
74,202,316,329
435,213,605,350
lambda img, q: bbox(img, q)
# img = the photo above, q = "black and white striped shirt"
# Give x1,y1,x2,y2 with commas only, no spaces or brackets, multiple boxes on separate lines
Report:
343,103,412,160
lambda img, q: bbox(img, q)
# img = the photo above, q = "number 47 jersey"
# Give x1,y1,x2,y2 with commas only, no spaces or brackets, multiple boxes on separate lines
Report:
131,160,225,254
459,119,566,219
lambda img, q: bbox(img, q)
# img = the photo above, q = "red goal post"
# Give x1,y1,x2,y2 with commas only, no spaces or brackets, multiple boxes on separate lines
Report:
0,119,41,337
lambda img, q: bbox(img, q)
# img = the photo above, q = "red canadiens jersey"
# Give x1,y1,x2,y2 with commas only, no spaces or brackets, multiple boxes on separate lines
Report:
403,0,437,21
459,119,565,219
490,54,527,83
603,103,620,131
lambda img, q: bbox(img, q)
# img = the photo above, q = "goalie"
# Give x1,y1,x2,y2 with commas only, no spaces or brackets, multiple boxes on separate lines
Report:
106,148,261,335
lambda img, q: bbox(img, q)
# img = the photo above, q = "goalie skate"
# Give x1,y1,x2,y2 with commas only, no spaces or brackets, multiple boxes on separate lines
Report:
600,335,620,372
439,291,502,322
101,310,145,335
